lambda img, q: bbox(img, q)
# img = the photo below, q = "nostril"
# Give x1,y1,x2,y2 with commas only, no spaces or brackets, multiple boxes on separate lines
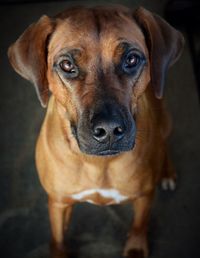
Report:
93,125,125,142
93,127,106,139
114,126,124,136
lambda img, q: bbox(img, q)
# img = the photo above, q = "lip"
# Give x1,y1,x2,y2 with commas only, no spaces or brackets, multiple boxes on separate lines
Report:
96,149,121,156
79,141,136,156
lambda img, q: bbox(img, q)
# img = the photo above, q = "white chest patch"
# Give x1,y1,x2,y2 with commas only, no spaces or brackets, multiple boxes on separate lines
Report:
71,188,128,204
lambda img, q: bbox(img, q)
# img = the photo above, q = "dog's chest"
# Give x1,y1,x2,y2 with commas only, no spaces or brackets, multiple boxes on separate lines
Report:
70,188,129,205
67,158,139,205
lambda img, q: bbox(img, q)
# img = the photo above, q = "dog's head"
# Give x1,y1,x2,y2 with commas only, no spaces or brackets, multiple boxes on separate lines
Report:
8,5,184,156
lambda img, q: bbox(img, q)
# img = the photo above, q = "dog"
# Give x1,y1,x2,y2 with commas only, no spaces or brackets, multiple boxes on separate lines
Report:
8,5,184,258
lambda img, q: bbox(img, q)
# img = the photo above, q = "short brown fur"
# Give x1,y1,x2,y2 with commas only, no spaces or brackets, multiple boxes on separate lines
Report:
8,5,184,258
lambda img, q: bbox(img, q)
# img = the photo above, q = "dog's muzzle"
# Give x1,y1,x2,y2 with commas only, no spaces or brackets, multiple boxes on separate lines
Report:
74,102,136,156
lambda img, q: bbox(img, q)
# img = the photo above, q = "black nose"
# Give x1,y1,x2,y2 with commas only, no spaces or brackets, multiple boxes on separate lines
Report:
92,120,125,143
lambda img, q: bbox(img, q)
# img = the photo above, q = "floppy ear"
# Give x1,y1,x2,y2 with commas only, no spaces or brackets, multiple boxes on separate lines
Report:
8,15,54,107
133,7,184,98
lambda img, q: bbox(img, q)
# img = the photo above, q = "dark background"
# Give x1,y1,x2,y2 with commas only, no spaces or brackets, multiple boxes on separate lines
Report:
1,0,200,258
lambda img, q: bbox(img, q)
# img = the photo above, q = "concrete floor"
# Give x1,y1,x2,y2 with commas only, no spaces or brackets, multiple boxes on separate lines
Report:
1,1,200,258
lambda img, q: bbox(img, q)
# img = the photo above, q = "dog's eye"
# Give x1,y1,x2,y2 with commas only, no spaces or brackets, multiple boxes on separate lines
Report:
122,50,145,75
60,60,76,73
125,52,140,68
57,57,79,79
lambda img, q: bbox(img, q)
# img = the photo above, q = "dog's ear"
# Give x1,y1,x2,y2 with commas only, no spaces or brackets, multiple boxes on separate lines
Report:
133,7,184,98
8,15,54,107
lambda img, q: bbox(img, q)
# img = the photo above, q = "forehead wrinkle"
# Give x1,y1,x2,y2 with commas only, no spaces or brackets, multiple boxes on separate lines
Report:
48,16,100,60
96,13,148,66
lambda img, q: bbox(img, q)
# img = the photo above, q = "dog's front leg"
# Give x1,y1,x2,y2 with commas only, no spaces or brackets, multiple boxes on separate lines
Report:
123,193,154,258
48,197,73,258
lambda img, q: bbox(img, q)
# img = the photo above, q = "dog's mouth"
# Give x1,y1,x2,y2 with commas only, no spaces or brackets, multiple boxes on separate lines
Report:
97,149,123,156
82,147,132,156
89,144,135,156
78,139,135,156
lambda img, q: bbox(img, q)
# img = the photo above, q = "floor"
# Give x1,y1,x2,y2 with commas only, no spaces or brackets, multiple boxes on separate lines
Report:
0,1,200,258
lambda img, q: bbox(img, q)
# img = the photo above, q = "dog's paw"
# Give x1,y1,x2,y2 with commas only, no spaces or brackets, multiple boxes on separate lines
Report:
125,249,145,258
123,234,148,258
161,178,176,191
50,243,68,258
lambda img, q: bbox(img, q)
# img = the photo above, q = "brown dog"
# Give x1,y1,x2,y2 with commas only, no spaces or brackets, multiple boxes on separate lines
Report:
8,5,184,258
